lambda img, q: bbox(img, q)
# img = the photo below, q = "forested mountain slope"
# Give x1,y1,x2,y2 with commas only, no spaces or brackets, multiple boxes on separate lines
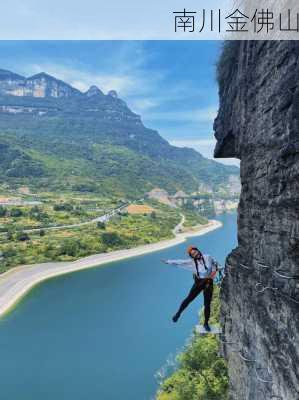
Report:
0,68,239,197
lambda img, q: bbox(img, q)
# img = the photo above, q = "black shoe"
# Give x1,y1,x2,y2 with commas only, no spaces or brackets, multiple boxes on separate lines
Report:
172,313,180,323
204,322,211,332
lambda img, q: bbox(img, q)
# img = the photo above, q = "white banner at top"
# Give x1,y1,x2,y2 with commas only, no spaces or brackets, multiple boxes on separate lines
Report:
0,0,298,40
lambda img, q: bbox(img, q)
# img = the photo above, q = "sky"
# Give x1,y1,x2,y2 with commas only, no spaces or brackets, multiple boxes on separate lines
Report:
0,41,239,166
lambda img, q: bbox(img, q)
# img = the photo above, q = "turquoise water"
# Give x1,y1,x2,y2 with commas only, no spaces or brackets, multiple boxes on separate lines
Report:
0,213,237,400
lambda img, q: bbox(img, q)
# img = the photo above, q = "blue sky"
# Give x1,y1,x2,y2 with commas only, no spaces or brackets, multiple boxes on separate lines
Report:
0,41,238,165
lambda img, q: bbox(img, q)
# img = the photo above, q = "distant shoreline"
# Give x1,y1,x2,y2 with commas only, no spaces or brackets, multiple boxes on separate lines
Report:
0,219,222,319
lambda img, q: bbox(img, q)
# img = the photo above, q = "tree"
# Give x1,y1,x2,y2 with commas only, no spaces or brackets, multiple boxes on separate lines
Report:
150,211,157,219
15,231,30,241
97,221,106,230
29,206,49,222
29,205,41,216
10,207,23,217
0,206,7,217
60,239,78,257
101,232,123,247
3,247,17,258
53,203,73,212
39,229,46,237
6,228,14,241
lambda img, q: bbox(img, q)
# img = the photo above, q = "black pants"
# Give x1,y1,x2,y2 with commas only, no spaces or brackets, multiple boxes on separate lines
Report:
176,277,213,323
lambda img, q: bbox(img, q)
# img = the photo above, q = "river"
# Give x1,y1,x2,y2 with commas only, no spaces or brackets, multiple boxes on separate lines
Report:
0,212,237,400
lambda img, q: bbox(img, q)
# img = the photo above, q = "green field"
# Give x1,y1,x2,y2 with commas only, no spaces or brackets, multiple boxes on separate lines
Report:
0,192,208,273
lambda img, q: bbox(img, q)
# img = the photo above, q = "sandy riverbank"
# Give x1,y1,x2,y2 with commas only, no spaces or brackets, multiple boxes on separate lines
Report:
0,219,222,318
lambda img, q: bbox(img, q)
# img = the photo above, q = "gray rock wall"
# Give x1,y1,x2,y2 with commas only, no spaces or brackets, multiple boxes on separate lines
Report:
214,41,299,400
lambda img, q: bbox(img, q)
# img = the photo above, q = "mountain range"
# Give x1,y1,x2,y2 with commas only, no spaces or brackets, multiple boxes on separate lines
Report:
0,68,239,197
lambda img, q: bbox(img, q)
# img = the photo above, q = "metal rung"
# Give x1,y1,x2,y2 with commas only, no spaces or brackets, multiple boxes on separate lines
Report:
255,367,273,383
219,339,238,345
257,262,271,269
219,335,238,346
255,283,278,293
274,270,299,280
239,351,256,363
240,263,251,270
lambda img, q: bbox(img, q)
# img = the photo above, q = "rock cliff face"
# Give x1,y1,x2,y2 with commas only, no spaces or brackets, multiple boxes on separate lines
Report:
0,68,141,124
0,70,81,98
214,41,299,400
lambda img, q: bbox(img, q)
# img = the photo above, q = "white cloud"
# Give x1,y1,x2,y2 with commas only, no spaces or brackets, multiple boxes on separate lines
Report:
129,98,160,113
170,138,240,167
171,139,216,147
145,107,218,123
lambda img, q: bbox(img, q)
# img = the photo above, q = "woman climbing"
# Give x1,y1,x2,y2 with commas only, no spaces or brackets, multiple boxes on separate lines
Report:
163,246,222,332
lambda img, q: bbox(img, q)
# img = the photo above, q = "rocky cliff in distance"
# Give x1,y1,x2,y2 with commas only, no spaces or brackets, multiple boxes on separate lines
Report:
0,68,239,197
214,41,299,399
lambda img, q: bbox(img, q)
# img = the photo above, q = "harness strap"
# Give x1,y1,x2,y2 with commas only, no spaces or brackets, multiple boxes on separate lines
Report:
190,247,208,272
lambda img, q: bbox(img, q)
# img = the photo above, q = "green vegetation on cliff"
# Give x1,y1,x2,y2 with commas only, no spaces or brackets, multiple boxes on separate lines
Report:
157,286,228,400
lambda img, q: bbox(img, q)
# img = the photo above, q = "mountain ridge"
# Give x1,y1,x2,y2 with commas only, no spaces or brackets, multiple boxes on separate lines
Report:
0,68,116,99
